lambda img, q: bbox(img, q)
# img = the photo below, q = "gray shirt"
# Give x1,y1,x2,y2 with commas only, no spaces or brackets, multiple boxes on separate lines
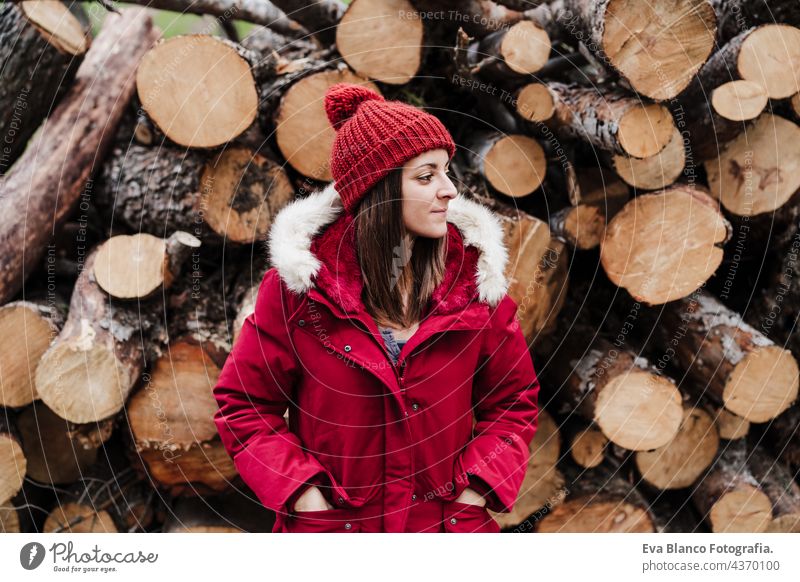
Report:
379,326,408,364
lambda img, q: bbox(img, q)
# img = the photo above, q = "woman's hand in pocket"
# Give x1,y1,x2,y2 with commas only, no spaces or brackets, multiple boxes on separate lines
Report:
293,486,335,512
453,487,486,507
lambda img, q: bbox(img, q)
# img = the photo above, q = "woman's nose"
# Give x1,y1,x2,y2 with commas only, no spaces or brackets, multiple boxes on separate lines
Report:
439,177,458,199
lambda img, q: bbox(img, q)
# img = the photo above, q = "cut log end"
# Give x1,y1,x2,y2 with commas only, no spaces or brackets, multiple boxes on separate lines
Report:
336,0,423,84
635,406,719,489
501,21,551,75
199,147,294,244
613,126,685,190
594,370,684,451
483,135,546,197
570,427,608,469
516,83,555,122
617,103,674,158
708,486,772,533
723,345,799,423
20,0,91,55
711,80,768,122
0,302,61,407
137,35,258,148
602,0,717,100
43,502,118,533
94,233,168,299
537,499,654,533
0,433,26,504
713,407,750,440
600,186,730,304
276,71,380,181
737,25,800,100
36,342,132,424
706,113,800,216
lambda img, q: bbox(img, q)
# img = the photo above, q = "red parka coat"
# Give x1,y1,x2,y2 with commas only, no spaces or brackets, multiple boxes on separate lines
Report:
213,182,540,533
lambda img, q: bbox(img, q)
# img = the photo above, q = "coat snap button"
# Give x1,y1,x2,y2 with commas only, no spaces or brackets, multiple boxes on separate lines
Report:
412,494,417,501
298,319,305,326
450,517,457,525
411,403,419,411
344,522,352,530
338,496,344,504
344,344,352,352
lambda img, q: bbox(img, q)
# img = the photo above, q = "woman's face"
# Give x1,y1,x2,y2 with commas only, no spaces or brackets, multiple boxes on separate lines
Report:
400,148,458,239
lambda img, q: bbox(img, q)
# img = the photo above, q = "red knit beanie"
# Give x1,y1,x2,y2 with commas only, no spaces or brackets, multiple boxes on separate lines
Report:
324,83,456,214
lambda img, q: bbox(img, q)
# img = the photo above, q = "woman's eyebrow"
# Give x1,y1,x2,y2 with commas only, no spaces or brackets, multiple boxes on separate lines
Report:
413,162,449,169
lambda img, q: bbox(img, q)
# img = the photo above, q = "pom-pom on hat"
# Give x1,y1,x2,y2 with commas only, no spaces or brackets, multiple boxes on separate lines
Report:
324,83,456,214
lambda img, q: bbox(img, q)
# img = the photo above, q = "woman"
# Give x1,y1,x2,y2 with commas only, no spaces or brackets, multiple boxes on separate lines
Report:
213,83,540,533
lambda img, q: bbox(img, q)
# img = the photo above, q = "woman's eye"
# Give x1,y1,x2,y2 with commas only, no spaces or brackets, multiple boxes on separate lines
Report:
418,174,433,182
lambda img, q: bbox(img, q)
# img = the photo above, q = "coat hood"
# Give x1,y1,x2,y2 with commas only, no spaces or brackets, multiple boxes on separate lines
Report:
266,181,509,315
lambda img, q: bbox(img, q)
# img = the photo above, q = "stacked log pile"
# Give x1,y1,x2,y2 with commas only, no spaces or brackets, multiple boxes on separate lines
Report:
1,0,799,534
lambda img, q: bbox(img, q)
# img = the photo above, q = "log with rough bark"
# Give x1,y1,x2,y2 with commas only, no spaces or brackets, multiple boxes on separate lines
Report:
746,444,800,533
168,265,237,368
712,0,800,48
0,6,158,305
15,401,98,486
691,439,772,533
95,137,295,244
545,330,684,451
35,247,167,424
335,0,424,84
658,290,799,423
268,0,346,45
126,265,238,496
600,185,732,305
535,460,656,532
136,34,261,149
489,409,564,529
0,299,65,408
0,0,90,174
126,341,238,497
0,409,25,504
634,404,720,490
547,83,675,159
763,405,800,473
461,131,546,197
556,0,717,101
93,0,308,41
93,232,200,300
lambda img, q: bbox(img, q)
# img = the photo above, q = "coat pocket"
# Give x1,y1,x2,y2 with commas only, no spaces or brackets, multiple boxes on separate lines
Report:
443,500,500,533
288,508,361,533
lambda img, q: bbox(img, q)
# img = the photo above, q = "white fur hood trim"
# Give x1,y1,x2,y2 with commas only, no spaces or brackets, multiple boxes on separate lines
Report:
267,181,510,306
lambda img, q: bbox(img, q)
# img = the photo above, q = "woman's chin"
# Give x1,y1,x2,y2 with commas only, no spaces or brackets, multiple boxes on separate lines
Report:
411,222,448,239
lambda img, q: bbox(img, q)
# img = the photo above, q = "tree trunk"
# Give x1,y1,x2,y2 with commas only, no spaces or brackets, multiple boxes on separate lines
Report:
0,6,158,304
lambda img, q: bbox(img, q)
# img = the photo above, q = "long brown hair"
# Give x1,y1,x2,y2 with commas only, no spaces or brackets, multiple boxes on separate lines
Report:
354,167,447,328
